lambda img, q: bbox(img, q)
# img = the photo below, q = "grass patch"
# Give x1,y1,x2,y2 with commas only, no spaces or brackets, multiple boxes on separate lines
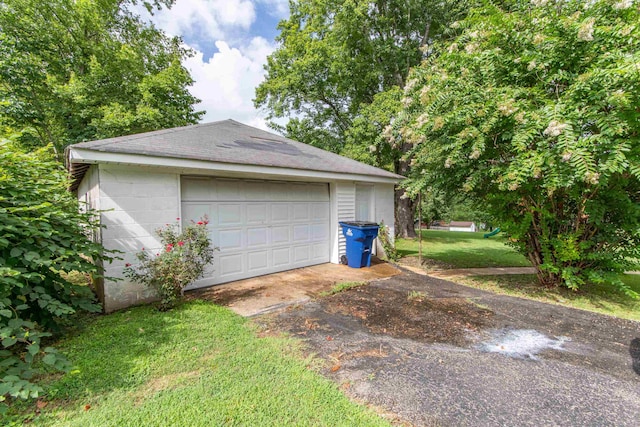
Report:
396,229,530,268
9,301,390,426
320,281,368,297
406,290,427,302
458,274,640,321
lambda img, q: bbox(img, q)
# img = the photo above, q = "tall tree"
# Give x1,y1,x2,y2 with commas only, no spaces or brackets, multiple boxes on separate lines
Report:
400,0,640,293
0,0,203,156
254,0,467,237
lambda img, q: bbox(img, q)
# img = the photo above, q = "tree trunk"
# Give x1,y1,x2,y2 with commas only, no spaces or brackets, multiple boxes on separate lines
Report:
526,231,561,287
394,142,417,238
395,188,416,238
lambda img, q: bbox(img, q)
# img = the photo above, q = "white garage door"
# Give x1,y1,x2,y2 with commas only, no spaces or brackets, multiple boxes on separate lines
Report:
181,177,331,288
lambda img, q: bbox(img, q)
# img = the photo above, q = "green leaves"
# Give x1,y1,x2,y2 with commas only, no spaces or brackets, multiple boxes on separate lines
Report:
0,0,202,155
124,219,215,310
403,0,640,291
0,142,112,405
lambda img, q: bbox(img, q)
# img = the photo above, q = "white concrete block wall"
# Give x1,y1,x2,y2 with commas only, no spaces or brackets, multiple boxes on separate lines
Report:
98,164,180,312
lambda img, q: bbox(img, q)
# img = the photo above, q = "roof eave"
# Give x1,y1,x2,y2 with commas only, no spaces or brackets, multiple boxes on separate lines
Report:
67,148,404,188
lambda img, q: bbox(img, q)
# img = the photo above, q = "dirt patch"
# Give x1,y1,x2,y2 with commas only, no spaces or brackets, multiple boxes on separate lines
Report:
322,285,494,346
134,370,202,405
187,286,267,305
399,256,455,271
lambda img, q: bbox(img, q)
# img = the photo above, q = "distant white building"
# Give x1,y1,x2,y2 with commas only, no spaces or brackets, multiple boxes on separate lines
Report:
449,221,477,232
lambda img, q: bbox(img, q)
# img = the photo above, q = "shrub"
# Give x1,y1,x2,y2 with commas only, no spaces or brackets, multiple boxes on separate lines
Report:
378,221,399,262
0,140,110,411
124,219,215,309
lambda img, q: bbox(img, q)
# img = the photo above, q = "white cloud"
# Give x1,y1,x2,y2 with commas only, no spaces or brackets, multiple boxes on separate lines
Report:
184,37,275,129
134,0,286,130
147,0,256,42
256,0,290,18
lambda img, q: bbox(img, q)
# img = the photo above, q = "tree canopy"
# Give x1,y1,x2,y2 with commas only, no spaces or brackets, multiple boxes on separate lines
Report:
0,0,203,156
255,0,468,237
399,0,640,292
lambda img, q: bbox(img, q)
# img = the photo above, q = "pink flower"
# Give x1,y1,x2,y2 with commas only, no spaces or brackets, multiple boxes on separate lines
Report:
156,253,159,256
166,243,174,252
177,241,185,247
125,263,131,267
141,247,145,251
197,221,203,225
176,217,181,221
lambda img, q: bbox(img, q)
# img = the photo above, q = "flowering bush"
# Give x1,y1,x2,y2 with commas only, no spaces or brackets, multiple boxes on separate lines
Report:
124,218,215,309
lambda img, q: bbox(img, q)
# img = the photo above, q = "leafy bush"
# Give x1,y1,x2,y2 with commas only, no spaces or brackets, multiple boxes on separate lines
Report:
0,140,110,410
378,221,399,262
124,219,215,309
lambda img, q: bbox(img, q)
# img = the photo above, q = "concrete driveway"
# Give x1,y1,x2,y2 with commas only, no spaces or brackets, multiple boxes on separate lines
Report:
262,269,640,427
186,259,401,316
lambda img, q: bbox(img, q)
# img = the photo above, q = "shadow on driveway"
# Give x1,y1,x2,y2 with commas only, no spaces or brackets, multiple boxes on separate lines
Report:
262,269,640,427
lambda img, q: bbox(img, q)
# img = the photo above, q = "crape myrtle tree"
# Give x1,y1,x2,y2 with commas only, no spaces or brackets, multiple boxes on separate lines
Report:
0,0,203,157
399,0,640,293
254,0,468,237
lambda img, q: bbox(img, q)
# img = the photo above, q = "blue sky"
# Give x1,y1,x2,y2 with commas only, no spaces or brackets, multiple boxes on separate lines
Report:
137,0,290,129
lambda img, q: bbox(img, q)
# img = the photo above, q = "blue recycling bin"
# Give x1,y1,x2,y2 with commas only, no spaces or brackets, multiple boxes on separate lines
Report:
339,221,380,268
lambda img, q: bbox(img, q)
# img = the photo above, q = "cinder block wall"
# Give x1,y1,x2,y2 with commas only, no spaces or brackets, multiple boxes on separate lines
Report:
97,164,181,312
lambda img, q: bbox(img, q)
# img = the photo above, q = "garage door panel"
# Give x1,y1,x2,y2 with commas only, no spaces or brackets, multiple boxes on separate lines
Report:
217,180,244,200
293,224,310,242
292,203,309,221
312,243,329,259
182,177,330,287
267,182,287,200
247,227,268,247
219,253,244,276
217,229,243,250
246,203,268,224
272,247,291,267
181,177,214,201
293,245,310,263
182,203,211,224
311,223,329,241
308,184,329,201
272,226,290,244
218,204,243,225
271,204,289,223
245,181,270,200
311,203,330,220
247,250,269,271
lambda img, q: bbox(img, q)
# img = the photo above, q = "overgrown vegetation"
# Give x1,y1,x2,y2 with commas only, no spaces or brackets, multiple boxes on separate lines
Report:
6,302,390,426
0,141,110,411
320,281,368,297
124,219,215,309
377,221,399,262
399,0,640,294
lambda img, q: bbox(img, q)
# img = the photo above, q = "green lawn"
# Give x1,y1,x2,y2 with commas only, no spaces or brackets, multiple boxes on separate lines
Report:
396,229,531,268
458,274,640,322
10,302,389,427
396,229,639,321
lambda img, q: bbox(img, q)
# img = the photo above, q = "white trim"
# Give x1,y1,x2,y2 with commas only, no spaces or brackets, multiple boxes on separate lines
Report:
69,148,401,184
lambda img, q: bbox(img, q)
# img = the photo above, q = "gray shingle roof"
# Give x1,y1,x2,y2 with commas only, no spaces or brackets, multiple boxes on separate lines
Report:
70,119,402,180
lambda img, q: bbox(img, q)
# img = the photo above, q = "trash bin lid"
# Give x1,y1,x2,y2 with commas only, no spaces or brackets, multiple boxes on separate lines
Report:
339,221,379,227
